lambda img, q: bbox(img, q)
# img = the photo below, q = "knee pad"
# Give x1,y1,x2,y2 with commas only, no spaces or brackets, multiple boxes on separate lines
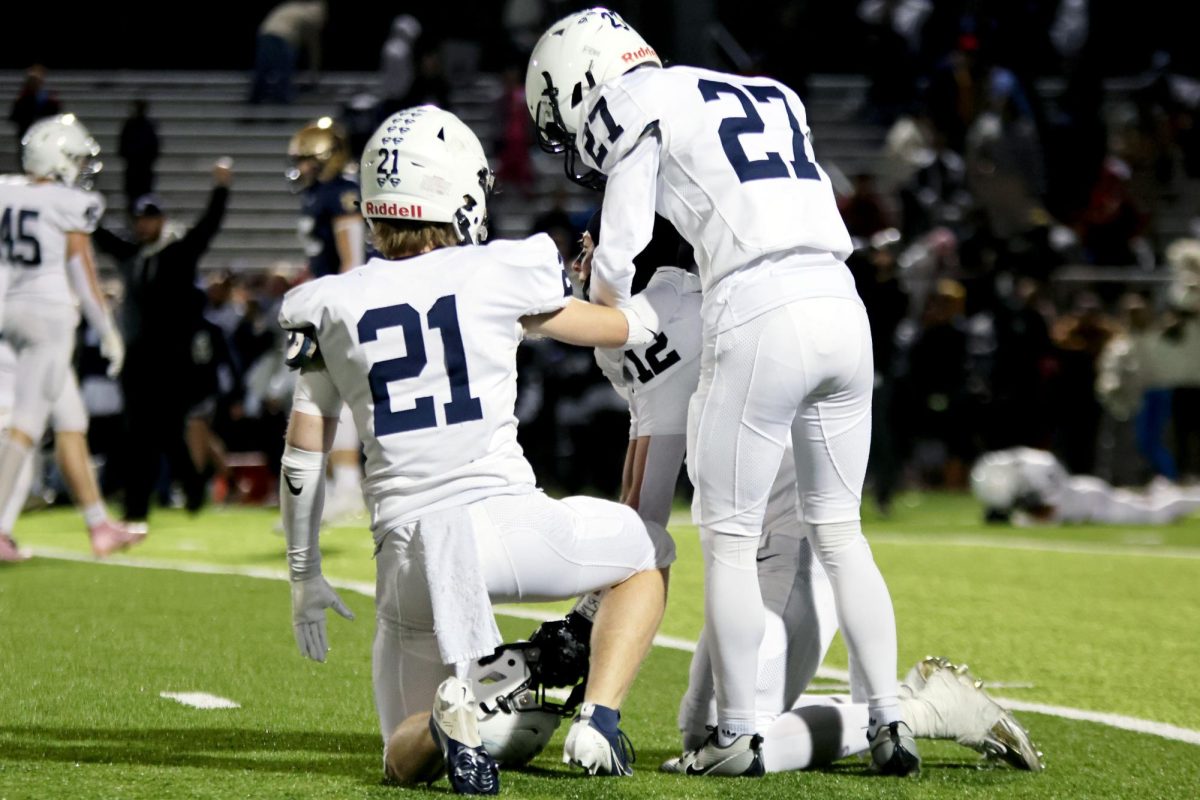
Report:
644,519,677,570
700,527,760,570
809,520,866,561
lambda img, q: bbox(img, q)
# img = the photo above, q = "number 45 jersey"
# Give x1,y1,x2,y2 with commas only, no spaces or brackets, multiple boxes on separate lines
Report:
279,233,571,530
0,175,104,309
577,66,852,293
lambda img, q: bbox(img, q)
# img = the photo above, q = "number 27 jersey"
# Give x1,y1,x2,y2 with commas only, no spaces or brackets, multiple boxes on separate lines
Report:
577,66,852,292
279,234,571,529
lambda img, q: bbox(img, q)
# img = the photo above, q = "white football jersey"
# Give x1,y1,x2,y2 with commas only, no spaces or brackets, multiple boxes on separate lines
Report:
0,176,103,307
280,234,572,531
624,268,702,437
578,66,852,297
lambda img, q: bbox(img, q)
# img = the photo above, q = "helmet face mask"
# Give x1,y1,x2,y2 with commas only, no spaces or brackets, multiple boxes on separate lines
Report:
359,105,493,246
469,643,577,766
22,114,103,189
526,7,661,191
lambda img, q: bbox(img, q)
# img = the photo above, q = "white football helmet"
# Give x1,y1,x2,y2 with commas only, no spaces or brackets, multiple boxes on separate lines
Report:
469,645,569,766
22,114,102,188
970,451,1023,513
525,7,660,181
359,105,493,244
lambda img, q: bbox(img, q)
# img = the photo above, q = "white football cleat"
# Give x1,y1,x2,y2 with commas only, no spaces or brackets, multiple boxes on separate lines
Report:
660,730,765,777
562,704,635,776
0,533,28,562
904,656,1044,771
430,677,499,794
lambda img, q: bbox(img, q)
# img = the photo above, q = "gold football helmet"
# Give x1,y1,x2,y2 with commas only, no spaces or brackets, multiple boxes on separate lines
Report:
286,116,350,188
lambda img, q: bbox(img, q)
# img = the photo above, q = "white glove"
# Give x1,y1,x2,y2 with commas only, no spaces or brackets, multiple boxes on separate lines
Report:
100,327,125,378
594,347,629,390
290,575,355,662
619,293,661,347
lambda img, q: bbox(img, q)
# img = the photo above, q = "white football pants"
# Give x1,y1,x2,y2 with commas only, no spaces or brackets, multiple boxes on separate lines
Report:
372,491,674,752
689,295,901,733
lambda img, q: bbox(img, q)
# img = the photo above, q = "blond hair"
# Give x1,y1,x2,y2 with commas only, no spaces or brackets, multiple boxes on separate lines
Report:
369,219,459,259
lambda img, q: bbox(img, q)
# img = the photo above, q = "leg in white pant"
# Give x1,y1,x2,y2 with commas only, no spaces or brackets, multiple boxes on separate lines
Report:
691,297,902,739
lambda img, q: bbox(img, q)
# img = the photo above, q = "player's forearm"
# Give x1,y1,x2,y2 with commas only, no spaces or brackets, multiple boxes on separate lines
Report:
591,139,661,307
523,299,629,348
334,215,364,273
65,237,114,337
282,411,333,580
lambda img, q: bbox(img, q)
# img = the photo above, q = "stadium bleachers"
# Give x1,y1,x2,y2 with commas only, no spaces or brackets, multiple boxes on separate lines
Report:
2,70,1195,274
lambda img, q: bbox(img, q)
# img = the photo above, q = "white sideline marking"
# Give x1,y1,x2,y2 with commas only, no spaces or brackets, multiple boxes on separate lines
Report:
665,513,1200,560
867,533,1200,560
30,547,1200,746
160,691,240,710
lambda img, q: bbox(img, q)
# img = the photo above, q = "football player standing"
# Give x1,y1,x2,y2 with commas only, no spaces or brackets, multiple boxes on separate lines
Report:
0,115,129,562
286,117,368,525
528,8,915,775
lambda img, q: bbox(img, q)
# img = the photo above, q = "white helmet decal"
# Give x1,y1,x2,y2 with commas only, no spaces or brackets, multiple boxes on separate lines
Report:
359,105,493,244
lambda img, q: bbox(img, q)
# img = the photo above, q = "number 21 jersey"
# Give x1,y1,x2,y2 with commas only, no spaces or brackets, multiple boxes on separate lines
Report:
576,66,853,292
279,233,571,528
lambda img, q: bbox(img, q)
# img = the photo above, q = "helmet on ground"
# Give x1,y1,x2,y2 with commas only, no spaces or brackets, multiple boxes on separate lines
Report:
358,105,493,244
469,644,573,766
970,451,1023,514
22,114,102,188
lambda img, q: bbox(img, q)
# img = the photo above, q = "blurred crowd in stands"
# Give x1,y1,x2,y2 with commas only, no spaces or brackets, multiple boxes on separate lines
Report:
8,0,1200,519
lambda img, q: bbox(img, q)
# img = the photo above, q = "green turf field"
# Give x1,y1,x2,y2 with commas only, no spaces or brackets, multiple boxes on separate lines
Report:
2,494,1199,798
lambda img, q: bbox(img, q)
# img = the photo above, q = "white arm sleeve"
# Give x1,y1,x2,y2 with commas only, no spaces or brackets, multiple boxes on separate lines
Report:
66,252,114,338
591,136,661,307
281,444,327,580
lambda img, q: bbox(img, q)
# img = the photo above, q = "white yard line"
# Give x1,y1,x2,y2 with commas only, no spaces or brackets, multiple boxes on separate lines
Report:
867,533,1200,560
159,691,241,710
28,547,1200,746
665,513,1200,560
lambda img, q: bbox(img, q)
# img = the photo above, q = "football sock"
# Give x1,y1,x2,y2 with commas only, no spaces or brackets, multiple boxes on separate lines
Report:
83,502,108,529
0,455,33,534
588,704,621,736
701,527,763,746
807,520,901,733
762,701,870,772
0,434,33,532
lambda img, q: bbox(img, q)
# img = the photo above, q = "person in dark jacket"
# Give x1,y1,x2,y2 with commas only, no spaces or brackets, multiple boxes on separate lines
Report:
92,160,232,536
119,99,160,214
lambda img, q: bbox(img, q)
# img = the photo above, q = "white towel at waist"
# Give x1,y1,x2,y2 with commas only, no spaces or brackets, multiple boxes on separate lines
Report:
415,503,502,665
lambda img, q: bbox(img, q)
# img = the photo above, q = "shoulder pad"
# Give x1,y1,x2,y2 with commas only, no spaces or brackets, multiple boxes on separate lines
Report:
484,234,560,267
279,278,330,331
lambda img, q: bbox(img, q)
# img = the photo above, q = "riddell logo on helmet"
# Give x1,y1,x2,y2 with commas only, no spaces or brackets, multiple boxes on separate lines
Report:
363,201,423,218
621,46,656,63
